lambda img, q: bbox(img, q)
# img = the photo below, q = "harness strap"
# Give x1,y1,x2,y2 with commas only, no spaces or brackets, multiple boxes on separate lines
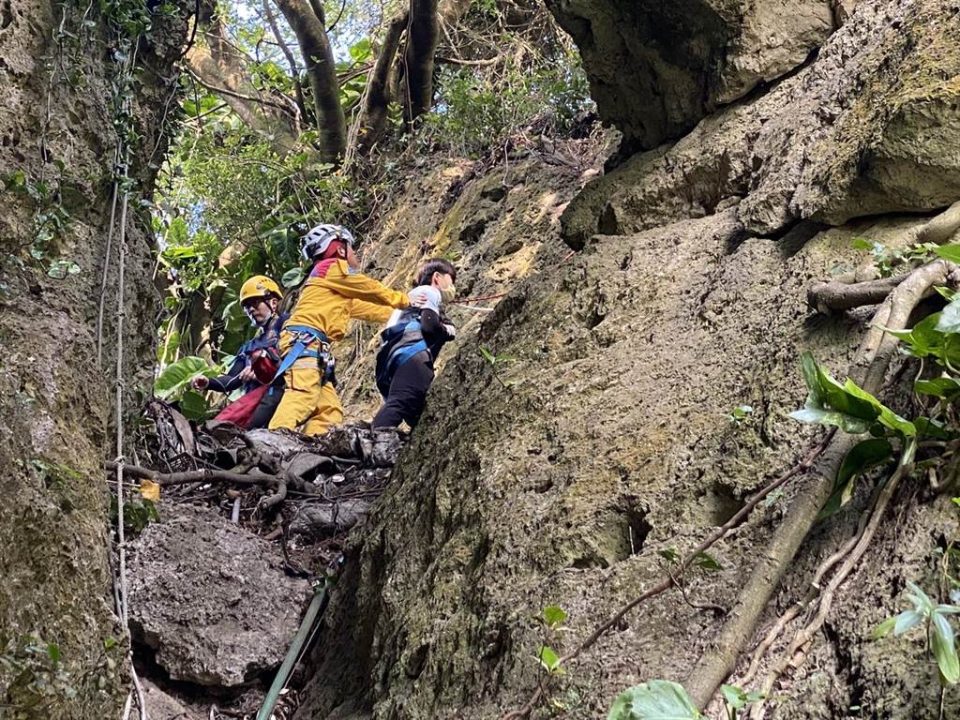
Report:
272,325,333,383
387,339,428,376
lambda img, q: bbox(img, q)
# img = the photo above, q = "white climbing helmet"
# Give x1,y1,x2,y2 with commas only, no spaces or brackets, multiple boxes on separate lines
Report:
300,223,355,260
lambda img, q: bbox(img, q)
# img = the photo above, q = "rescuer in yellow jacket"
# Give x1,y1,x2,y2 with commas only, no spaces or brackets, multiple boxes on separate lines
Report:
268,224,410,435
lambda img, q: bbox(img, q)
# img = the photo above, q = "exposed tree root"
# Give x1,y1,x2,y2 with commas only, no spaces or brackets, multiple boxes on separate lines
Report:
685,259,952,710
747,449,914,719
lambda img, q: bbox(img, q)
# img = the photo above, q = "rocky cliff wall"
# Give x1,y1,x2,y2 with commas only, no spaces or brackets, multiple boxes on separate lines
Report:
299,1,960,718
0,2,187,716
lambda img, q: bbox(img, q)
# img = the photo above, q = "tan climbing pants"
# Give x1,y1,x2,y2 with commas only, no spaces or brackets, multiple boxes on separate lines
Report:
267,360,343,436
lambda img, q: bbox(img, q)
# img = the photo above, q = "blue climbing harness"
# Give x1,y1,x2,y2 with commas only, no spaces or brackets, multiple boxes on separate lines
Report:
375,313,429,397
273,325,336,385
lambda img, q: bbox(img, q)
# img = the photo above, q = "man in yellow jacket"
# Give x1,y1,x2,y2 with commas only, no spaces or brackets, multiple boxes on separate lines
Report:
269,224,410,435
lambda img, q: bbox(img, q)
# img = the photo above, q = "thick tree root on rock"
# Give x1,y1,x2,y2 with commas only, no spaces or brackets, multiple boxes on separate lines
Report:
747,449,915,719
687,259,954,711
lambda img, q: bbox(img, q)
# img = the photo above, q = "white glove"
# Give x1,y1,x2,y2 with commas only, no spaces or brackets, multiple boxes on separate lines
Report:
443,323,456,339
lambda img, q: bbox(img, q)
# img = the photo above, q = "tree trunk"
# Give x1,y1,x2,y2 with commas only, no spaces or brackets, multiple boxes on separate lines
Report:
358,11,408,152
274,0,347,164
0,0,188,716
402,0,439,125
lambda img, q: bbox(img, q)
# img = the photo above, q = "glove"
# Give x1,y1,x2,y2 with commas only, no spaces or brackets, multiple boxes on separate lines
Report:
443,323,456,339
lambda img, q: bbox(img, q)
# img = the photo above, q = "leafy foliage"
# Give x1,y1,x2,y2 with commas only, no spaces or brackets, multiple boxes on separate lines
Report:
607,680,701,720
423,48,592,157
0,634,76,714
874,581,960,685
720,685,765,720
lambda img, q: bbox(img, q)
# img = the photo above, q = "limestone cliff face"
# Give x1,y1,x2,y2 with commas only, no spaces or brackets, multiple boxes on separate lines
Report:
299,1,960,718
544,0,835,151
0,2,187,716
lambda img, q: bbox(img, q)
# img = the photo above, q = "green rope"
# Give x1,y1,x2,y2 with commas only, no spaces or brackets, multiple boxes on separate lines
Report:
256,580,330,720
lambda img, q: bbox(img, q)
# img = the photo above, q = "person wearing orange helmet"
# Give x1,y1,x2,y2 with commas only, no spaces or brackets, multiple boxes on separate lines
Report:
193,275,289,428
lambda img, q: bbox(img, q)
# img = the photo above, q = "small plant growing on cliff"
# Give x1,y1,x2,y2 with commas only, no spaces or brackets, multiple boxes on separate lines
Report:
874,581,960,685
606,679,763,720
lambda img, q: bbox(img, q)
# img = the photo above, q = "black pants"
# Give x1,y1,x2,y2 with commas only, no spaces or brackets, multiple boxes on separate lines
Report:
371,353,434,429
249,384,285,429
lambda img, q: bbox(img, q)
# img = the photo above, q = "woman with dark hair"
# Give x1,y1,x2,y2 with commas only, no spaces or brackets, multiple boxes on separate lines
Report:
372,258,457,429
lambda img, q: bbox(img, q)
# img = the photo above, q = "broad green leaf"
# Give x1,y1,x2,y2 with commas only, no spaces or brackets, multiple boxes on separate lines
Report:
893,609,924,636
542,605,568,628
721,685,745,710
852,237,873,251
873,616,897,639
658,548,679,564
937,605,960,615
537,646,563,673
154,356,215,400
936,286,957,302
47,643,61,664
937,299,960,334
819,438,893,519
915,377,960,399
932,612,960,684
178,390,209,421
842,379,915,436
915,417,951,441
906,581,936,613
935,244,960,264
607,680,701,720
281,266,305,288
789,407,873,435
800,352,826,407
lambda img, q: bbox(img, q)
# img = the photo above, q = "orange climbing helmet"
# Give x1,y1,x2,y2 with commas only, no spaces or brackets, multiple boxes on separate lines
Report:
239,275,283,304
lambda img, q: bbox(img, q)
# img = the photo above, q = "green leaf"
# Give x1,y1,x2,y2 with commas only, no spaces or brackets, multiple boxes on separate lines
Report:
841,378,916,436
935,244,960,264
915,377,960,399
915,417,952,441
873,616,897,640
932,612,960,684
937,299,960,334
893,609,924,636
852,237,873,251
721,685,746,710
281,266,305,288
789,407,873,435
819,438,893,519
479,346,496,364
46,643,61,664
178,390,209,421
153,356,214,400
693,551,723,572
537,645,563,674
607,680,701,720
658,548,679,564
906,581,936,613
542,605,568,628
936,286,957,302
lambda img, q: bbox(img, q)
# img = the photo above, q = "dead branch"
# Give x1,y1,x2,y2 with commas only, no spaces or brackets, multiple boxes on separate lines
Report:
106,461,280,488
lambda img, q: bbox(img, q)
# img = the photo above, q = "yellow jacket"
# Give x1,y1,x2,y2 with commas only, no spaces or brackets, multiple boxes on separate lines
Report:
283,260,408,347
